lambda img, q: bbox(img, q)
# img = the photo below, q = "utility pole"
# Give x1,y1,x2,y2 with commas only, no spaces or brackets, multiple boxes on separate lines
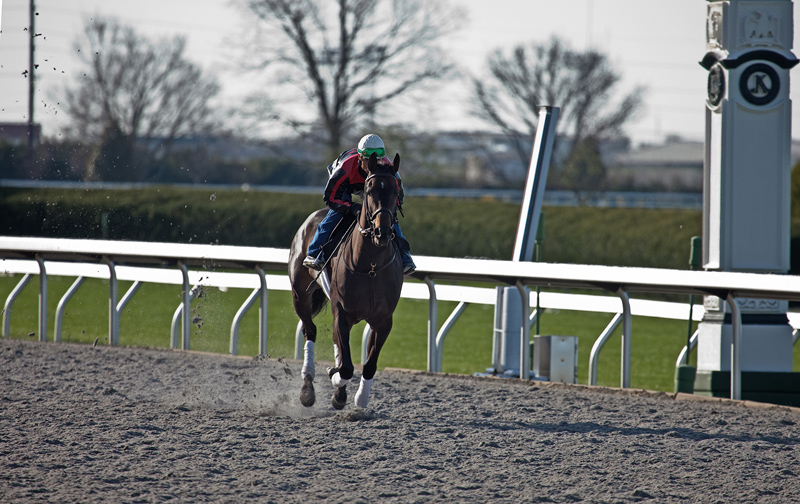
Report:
28,0,36,152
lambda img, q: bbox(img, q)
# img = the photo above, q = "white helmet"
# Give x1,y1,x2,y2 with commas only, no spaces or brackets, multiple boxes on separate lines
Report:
357,134,385,158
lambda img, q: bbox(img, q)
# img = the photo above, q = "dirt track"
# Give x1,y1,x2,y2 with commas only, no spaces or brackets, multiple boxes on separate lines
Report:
2,338,800,503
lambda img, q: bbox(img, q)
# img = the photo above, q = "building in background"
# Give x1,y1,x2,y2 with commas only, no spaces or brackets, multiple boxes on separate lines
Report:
608,136,703,192
0,123,40,146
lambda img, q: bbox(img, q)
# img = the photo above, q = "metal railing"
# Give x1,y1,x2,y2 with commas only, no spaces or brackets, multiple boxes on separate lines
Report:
1,259,285,354
4,236,800,400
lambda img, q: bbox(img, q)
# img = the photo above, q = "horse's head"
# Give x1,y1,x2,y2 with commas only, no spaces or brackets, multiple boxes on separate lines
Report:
360,152,400,248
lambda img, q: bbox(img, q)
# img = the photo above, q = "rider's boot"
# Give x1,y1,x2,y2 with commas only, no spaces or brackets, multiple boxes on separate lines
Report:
303,254,324,271
401,251,416,276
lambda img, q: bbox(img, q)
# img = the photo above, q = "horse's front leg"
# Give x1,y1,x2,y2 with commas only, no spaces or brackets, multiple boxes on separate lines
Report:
292,291,318,408
355,317,392,408
328,307,355,410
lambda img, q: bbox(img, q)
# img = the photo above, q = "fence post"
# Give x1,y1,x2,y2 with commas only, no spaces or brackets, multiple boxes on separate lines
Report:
516,281,531,380
617,288,631,389
178,262,190,350
726,293,742,400
424,276,437,372
102,257,118,345
54,276,85,343
256,267,268,356
35,256,47,343
3,273,32,338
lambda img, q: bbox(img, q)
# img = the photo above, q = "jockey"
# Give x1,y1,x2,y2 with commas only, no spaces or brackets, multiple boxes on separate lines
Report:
303,133,416,275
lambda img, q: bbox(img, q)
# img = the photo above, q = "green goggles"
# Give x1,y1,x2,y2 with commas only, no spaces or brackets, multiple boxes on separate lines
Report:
358,147,385,158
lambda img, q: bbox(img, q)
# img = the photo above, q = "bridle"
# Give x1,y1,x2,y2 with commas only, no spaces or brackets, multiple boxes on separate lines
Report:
358,172,398,241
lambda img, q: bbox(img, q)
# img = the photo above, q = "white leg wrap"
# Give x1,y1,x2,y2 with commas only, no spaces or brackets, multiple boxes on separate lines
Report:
354,377,373,408
330,371,349,388
301,340,315,380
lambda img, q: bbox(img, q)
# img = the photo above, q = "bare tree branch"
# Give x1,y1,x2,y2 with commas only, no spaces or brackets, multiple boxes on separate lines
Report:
472,37,644,172
60,17,221,179
242,0,463,151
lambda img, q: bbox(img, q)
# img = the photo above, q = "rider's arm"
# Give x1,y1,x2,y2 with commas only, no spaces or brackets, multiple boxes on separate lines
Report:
323,166,353,214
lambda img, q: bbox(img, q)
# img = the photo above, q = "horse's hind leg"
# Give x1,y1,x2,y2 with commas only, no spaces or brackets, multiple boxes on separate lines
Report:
355,319,392,408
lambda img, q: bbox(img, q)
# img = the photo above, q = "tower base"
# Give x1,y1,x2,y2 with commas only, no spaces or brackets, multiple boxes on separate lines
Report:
694,370,800,407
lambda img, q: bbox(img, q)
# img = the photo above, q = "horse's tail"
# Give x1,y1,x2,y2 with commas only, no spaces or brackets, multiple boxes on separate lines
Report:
309,287,328,319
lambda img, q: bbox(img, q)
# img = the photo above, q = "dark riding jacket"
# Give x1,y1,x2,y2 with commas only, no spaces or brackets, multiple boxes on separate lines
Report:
324,148,404,214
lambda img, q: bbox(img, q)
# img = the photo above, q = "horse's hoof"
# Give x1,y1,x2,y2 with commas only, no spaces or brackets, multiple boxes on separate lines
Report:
300,376,315,407
331,387,347,410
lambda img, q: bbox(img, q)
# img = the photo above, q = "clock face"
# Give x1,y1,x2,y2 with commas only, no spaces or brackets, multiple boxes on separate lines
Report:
707,64,725,108
739,63,780,106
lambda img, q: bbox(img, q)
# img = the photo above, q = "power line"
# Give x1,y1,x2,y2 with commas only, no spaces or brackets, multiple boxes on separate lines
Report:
648,87,705,96
620,61,702,71
28,0,36,150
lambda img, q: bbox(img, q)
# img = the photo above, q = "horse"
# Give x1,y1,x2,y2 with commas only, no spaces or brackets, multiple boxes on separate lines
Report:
288,152,404,409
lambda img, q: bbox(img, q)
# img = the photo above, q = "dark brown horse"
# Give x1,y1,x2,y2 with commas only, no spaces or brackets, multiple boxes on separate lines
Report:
288,153,404,409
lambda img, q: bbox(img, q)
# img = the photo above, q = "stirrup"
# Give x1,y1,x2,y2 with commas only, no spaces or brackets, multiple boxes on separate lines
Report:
403,263,416,276
303,255,324,271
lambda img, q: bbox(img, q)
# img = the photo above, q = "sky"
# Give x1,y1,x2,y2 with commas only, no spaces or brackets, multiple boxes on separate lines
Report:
0,0,790,147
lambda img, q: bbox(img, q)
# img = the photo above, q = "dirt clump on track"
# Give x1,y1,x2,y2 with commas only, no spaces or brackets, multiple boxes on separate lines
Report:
2,338,800,503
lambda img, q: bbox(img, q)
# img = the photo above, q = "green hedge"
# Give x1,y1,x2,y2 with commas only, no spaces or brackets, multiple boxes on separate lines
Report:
1,186,703,269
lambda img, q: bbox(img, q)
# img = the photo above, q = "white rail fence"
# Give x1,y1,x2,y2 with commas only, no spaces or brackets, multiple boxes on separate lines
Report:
3,236,800,400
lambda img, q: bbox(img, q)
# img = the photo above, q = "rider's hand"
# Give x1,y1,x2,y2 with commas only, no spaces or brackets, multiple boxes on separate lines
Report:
350,203,362,216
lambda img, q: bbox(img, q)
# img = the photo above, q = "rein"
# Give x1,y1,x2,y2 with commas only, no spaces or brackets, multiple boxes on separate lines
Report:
358,208,396,239
305,219,357,292
348,171,400,277
358,172,398,240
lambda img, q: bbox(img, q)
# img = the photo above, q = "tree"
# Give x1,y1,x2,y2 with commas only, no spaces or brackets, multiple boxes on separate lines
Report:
473,37,643,187
61,17,221,180
240,0,463,153
86,122,133,181
560,138,606,203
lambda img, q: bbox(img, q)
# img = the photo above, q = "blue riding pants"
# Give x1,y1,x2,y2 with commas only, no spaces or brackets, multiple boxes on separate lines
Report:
306,209,343,259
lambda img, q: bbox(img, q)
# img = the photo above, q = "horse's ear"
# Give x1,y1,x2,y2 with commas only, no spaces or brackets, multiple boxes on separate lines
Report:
368,152,378,173
392,153,400,174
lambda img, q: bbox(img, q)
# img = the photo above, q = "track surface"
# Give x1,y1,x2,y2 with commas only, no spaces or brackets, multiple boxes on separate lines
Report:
2,339,800,503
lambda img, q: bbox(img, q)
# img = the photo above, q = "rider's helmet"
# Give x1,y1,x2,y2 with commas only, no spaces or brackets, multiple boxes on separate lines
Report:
357,134,385,159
